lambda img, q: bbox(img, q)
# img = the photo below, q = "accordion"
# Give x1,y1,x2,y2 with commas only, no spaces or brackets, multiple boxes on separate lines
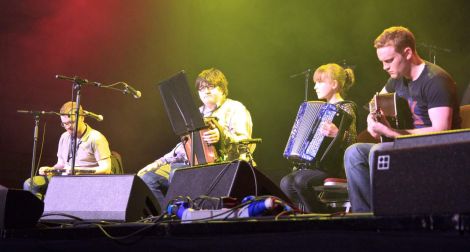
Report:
283,101,352,166
182,117,219,166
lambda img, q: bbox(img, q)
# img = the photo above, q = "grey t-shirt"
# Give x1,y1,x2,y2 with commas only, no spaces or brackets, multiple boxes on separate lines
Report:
57,124,111,168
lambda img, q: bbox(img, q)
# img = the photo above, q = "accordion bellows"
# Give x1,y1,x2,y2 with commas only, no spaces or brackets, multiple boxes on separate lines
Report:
284,101,351,166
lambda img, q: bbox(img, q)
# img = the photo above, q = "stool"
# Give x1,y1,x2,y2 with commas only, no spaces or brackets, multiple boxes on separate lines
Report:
316,178,350,212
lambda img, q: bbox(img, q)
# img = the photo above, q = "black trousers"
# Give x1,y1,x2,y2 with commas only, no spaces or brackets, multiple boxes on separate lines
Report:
280,168,329,213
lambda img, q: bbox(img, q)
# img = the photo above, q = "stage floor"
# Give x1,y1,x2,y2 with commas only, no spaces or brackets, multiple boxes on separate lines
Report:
2,213,470,251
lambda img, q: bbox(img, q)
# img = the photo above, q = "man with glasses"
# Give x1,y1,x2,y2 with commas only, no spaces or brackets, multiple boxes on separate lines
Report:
138,68,253,206
24,101,112,200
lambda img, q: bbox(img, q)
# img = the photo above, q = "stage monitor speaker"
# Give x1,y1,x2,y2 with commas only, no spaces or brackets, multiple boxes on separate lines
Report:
394,128,470,149
163,160,289,208
0,185,44,229
372,136,470,216
41,175,161,222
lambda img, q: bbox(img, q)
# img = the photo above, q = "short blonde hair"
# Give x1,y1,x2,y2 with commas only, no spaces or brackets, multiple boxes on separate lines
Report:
374,26,416,53
60,101,83,117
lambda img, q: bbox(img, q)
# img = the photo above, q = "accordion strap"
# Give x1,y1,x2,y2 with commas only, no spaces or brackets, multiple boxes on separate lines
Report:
318,101,354,164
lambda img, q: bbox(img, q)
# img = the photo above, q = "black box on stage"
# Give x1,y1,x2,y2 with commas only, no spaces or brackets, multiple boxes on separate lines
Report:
163,160,289,208
42,175,161,222
0,185,44,229
372,129,470,216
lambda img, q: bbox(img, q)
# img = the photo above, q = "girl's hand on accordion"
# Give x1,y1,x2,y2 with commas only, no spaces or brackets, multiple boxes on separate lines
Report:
202,128,220,144
320,121,339,138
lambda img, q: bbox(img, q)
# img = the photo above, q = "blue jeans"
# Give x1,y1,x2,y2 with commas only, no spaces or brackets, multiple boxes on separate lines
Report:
344,142,393,212
23,175,52,200
139,162,187,208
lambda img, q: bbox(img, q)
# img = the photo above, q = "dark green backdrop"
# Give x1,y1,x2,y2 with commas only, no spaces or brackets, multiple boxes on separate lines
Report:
1,0,469,188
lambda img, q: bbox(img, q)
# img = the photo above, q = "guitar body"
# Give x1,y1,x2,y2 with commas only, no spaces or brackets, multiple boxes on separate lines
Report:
369,93,413,142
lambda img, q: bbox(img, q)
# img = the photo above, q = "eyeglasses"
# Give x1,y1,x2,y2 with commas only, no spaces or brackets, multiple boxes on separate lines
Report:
61,121,75,128
198,84,217,91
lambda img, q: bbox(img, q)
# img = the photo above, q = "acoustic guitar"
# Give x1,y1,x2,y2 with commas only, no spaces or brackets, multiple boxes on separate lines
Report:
369,92,413,142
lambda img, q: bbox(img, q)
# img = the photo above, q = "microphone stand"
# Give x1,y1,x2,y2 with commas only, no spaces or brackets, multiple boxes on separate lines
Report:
303,69,311,102
17,110,58,194
290,69,311,102
70,80,85,175
30,114,40,193
56,75,142,98
56,75,123,175
418,42,451,64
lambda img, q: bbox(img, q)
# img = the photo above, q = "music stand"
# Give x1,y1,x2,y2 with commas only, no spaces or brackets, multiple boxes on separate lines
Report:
157,71,207,166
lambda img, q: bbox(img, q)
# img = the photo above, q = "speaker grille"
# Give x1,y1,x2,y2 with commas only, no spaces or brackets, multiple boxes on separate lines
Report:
42,175,160,222
164,161,290,209
373,141,470,216
1,185,44,229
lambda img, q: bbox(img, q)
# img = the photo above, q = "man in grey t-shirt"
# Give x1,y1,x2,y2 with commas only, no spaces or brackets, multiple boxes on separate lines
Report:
24,101,111,199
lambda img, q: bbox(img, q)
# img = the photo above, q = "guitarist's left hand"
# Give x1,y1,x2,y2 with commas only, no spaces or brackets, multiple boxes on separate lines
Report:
367,113,383,139
367,112,394,138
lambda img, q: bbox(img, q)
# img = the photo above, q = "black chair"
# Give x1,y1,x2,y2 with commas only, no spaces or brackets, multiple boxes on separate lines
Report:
111,151,124,174
461,82,470,105
460,105,470,129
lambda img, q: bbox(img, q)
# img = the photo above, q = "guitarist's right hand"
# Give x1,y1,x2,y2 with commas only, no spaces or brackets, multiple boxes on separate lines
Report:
39,166,56,176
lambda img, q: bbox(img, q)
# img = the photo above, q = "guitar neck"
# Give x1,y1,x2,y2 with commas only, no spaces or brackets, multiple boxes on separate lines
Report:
370,93,399,143
49,168,96,175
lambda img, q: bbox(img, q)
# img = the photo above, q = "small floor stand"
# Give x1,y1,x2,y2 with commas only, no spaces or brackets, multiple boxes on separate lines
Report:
237,143,256,167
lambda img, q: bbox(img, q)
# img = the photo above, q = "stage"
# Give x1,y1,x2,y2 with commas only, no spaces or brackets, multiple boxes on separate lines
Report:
2,213,470,251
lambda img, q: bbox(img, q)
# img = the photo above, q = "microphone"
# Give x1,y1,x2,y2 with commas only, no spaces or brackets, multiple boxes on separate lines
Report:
83,110,103,121
123,82,142,99
231,138,262,144
289,68,311,78
17,110,57,115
